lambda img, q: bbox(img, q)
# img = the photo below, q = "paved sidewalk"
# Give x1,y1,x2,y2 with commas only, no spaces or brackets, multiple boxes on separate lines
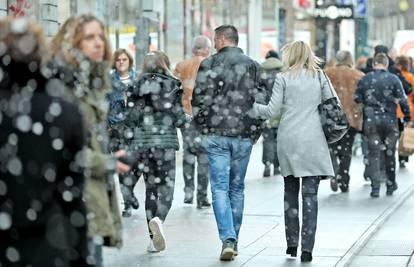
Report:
104,141,414,267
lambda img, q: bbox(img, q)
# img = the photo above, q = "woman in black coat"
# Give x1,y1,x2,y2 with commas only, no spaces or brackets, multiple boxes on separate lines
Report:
0,18,89,266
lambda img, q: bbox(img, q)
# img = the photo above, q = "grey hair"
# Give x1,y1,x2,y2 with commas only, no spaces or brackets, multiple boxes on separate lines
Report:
335,50,353,67
192,35,211,56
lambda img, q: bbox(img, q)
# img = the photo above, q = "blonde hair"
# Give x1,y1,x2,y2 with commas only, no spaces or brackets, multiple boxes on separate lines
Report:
281,41,322,76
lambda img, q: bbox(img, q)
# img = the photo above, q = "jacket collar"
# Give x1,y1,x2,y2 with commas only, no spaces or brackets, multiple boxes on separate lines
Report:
217,46,244,54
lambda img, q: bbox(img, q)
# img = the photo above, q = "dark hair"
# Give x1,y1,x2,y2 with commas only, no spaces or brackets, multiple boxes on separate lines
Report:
374,53,389,66
141,50,174,77
112,48,134,70
214,25,238,45
396,55,410,71
265,50,279,59
374,45,388,56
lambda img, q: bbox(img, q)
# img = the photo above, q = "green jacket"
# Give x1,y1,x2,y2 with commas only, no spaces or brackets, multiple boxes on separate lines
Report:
54,59,123,247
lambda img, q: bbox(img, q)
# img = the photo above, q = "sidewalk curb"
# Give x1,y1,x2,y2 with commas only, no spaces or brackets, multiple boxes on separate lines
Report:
334,184,414,267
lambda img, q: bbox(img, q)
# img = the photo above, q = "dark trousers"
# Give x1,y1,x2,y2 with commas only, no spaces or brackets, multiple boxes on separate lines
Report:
262,127,279,168
284,176,320,253
364,121,399,189
129,148,176,237
182,128,209,202
329,127,357,186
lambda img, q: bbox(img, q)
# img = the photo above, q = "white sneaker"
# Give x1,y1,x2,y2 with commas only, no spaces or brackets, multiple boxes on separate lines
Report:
149,217,166,251
146,240,161,253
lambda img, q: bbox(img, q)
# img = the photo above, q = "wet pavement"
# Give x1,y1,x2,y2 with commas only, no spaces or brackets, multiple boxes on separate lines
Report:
104,140,414,267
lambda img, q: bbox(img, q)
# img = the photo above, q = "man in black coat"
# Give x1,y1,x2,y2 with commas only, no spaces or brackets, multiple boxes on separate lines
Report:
192,25,266,261
355,53,411,198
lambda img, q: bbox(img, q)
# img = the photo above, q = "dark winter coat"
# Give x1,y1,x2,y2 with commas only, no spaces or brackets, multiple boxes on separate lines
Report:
107,70,136,125
354,69,411,123
192,46,266,141
0,63,89,266
124,72,186,151
363,57,412,95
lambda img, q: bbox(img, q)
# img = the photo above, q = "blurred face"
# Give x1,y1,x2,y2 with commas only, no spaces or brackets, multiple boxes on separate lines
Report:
80,20,105,63
115,53,130,74
214,34,224,52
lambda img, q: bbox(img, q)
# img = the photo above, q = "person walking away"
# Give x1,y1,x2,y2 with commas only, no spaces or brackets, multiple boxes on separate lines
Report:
108,48,139,217
0,17,90,267
192,25,265,261
50,15,131,266
123,51,187,253
174,36,212,208
395,55,414,168
253,41,335,262
325,50,365,192
260,49,284,177
354,53,411,198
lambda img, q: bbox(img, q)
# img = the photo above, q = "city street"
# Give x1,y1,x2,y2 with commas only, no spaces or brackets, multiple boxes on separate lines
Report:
104,139,414,267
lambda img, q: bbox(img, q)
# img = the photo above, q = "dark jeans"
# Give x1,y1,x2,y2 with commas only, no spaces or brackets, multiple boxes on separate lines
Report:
329,127,357,186
108,123,125,153
262,127,279,168
284,176,320,253
129,148,176,237
181,127,209,202
364,120,399,190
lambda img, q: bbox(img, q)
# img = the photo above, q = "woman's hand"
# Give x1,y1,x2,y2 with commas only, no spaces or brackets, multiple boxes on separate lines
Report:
115,150,131,174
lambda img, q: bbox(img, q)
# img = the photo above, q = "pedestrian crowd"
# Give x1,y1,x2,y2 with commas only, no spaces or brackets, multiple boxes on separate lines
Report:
0,15,413,267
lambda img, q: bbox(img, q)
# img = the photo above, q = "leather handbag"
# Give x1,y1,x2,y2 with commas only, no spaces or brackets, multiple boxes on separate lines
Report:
317,71,350,144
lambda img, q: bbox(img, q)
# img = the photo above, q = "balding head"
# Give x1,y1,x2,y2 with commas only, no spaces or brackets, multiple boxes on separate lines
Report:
192,36,212,57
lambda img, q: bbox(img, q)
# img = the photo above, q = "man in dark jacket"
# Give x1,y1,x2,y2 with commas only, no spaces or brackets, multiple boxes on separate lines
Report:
192,25,265,261
355,53,411,198
260,50,283,177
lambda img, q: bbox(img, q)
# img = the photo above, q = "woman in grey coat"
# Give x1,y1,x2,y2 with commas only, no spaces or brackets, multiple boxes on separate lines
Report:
253,41,335,262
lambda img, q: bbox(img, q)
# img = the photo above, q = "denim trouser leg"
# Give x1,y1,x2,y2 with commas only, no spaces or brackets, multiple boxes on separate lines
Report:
203,136,252,242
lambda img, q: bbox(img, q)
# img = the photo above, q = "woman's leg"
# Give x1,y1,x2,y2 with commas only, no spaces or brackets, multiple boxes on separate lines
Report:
301,176,320,253
284,176,300,248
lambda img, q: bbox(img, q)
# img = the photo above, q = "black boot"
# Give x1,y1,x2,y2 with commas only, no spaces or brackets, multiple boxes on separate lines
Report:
301,251,313,262
286,246,297,257
263,164,271,177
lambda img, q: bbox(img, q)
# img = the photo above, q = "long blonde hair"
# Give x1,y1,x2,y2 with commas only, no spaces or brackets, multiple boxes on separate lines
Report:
281,41,322,76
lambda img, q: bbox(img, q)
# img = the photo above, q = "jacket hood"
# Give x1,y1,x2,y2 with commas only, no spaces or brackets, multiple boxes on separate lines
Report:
262,58,283,70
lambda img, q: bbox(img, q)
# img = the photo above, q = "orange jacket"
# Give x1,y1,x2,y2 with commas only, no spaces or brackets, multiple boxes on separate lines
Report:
397,70,414,121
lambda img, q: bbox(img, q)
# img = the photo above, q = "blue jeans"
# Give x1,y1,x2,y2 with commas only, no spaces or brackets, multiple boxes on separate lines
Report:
201,135,253,242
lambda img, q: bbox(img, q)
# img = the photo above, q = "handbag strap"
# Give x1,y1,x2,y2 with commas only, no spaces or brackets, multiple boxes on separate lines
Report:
318,70,335,101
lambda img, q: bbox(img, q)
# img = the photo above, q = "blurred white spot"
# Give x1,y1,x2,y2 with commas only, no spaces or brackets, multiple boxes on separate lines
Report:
32,122,44,135
2,54,11,66
0,180,7,195
26,208,37,221
7,158,22,176
52,138,63,150
8,133,18,145
0,212,12,230
16,115,32,132
64,177,74,186
11,18,28,33
44,168,56,182
49,102,62,117
62,191,73,202
6,247,19,262
154,177,161,183
70,211,85,227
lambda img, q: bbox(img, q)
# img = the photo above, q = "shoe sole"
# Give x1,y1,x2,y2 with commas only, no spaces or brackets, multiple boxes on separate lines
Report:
220,248,234,261
149,219,166,251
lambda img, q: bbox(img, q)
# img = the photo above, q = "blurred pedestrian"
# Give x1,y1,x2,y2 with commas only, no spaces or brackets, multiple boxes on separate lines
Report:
50,15,130,266
192,25,265,261
325,50,364,192
123,51,187,253
395,55,414,168
354,53,411,198
108,48,139,217
253,41,335,262
409,56,414,74
260,49,283,177
0,18,89,266
174,36,212,208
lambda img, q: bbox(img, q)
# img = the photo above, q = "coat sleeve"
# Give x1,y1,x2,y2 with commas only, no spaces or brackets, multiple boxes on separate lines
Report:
394,77,411,122
354,78,365,104
252,73,285,123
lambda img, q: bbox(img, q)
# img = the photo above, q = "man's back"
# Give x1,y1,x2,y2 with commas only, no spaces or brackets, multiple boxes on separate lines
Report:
175,56,204,115
192,46,264,140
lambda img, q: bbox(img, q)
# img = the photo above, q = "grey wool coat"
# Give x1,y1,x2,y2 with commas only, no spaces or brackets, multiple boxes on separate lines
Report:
253,70,335,178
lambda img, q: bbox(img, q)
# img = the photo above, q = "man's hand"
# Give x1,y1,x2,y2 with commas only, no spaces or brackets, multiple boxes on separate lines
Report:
115,150,131,174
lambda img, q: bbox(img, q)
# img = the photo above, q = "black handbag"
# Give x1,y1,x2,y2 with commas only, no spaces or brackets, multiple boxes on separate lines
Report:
317,71,349,144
